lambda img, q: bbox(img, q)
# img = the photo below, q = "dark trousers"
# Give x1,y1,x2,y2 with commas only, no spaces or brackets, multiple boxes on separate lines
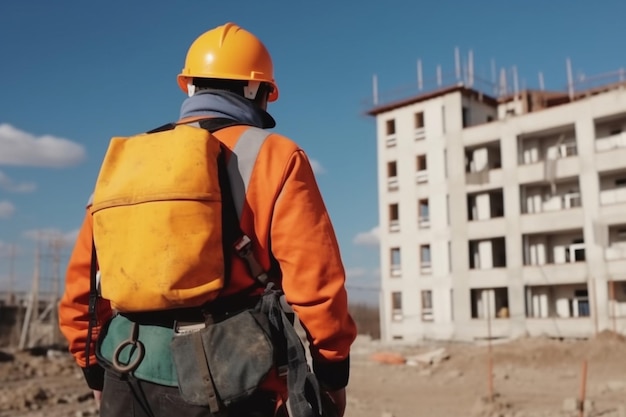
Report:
100,371,280,417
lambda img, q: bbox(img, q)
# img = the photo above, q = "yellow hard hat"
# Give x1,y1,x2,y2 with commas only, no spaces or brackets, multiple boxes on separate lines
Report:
177,23,279,102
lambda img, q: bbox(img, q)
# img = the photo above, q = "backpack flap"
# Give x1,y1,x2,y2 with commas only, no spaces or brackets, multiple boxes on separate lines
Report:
91,124,225,312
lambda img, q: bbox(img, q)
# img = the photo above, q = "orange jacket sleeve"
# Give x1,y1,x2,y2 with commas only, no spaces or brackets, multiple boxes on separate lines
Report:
268,147,357,387
58,209,112,388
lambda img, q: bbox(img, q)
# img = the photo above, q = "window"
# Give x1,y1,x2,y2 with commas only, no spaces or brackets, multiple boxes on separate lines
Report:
386,119,396,135
420,245,432,272
416,154,428,183
470,288,509,319
416,155,427,171
391,292,402,321
421,290,433,321
487,115,494,123
610,127,623,136
415,111,426,140
389,204,400,232
390,247,401,277
566,239,585,263
559,141,577,157
574,289,590,317
462,106,470,128
616,177,626,188
387,161,398,191
617,229,626,242
385,119,397,146
415,112,425,129
418,199,430,228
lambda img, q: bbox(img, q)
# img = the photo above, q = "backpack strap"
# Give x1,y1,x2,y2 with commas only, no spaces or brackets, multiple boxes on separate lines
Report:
194,119,272,286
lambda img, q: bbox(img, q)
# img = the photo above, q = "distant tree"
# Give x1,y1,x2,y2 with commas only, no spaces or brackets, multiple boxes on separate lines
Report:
348,303,380,339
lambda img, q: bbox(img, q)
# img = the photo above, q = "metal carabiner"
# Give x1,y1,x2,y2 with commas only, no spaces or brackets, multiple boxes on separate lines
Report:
112,322,145,373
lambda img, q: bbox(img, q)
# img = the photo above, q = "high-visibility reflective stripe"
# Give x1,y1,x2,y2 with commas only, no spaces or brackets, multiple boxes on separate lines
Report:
227,127,270,219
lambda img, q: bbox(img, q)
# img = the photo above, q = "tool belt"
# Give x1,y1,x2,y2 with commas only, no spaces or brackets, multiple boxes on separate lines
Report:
95,292,264,387
96,284,322,417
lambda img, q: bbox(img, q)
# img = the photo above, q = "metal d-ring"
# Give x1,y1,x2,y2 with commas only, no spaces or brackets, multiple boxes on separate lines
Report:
112,322,145,373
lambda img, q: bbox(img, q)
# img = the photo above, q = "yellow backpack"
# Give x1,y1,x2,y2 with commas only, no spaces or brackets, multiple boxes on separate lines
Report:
90,120,236,312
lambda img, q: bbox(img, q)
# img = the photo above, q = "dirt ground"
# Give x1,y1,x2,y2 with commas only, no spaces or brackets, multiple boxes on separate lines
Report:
1,332,626,417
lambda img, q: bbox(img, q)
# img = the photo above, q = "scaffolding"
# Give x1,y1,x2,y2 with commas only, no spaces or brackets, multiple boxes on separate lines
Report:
1,234,67,349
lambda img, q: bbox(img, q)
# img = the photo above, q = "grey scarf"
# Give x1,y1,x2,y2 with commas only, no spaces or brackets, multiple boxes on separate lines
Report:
179,90,276,129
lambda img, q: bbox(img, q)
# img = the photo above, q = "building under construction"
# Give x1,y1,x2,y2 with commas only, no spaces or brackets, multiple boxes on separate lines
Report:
369,50,626,342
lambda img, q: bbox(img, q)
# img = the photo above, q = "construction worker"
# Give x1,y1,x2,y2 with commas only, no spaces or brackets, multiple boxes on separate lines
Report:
59,22,357,417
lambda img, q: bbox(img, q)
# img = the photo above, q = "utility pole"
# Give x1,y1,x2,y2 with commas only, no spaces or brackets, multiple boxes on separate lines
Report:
19,243,40,350
8,244,16,304
50,238,62,345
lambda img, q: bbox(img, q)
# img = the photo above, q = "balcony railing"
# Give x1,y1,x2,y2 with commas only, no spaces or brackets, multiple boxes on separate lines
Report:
415,170,428,183
596,132,626,152
389,220,400,232
390,265,402,277
600,188,626,205
606,244,626,260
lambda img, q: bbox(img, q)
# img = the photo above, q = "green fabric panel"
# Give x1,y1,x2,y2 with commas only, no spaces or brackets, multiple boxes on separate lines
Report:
98,315,178,386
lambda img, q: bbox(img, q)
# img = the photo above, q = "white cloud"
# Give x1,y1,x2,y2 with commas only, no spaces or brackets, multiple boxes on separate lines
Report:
22,228,79,246
352,226,380,246
0,170,36,193
309,159,326,175
0,201,15,219
0,123,86,168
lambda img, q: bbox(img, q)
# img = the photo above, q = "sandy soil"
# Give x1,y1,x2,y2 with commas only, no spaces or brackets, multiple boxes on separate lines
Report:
2,332,626,417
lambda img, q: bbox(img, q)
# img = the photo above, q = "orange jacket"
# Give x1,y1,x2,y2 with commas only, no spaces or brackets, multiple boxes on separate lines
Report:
59,123,357,389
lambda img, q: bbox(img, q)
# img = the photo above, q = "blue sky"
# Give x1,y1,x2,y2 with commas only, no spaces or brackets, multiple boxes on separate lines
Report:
1,0,625,305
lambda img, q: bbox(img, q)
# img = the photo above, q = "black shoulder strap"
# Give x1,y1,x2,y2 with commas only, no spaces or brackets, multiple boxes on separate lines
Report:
145,117,247,134
85,240,98,369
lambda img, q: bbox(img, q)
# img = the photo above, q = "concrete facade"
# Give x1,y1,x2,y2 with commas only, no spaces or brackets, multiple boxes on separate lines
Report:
371,83,626,343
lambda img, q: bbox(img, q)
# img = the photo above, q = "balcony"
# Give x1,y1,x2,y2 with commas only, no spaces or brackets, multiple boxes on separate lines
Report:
467,218,506,240
596,131,626,152
522,231,586,284
604,227,626,275
526,284,590,320
385,135,397,147
469,237,506,270
520,209,584,235
522,263,588,285
600,187,626,205
518,126,577,165
387,176,399,191
517,157,580,185
465,141,502,190
520,182,583,233
468,189,504,221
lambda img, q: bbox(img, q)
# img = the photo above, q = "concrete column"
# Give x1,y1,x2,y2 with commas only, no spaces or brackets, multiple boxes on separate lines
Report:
576,115,609,334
